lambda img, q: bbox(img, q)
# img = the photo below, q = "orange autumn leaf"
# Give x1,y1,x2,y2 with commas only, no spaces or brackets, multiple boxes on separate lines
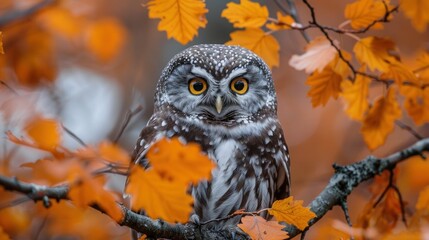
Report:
361,88,401,150
381,61,417,84
38,7,81,38
382,231,422,240
266,12,295,31
0,32,3,54
416,186,429,213
306,66,343,107
221,0,268,28
147,137,214,184
0,226,10,240
268,196,316,230
147,0,207,45
0,206,30,237
238,216,289,240
68,168,123,222
8,28,56,87
21,159,76,185
99,141,130,165
341,73,371,121
289,36,338,74
404,89,429,126
401,156,429,190
85,18,127,61
125,165,193,223
226,28,279,68
24,117,61,151
353,37,396,72
344,0,391,30
400,0,429,32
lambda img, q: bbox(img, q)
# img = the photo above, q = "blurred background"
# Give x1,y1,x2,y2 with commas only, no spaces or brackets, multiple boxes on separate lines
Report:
1,0,429,239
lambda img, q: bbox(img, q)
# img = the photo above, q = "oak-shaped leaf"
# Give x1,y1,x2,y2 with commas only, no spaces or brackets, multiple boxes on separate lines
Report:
306,66,343,107
361,88,401,150
345,0,392,30
147,137,215,184
226,28,279,68
125,165,193,223
238,216,289,240
268,197,316,230
400,0,429,32
353,36,396,72
341,72,371,121
67,165,123,222
221,0,268,28
147,0,208,45
289,36,338,74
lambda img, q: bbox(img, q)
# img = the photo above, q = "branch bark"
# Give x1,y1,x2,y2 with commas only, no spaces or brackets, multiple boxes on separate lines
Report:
1,138,429,239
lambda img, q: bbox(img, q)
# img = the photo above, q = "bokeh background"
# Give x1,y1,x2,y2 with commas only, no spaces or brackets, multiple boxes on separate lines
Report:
1,0,429,238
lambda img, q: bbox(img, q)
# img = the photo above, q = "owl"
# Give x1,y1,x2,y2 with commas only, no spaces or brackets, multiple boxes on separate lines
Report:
133,44,290,227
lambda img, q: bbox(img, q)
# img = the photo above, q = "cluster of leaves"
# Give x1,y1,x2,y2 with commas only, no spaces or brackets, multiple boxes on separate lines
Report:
0,114,316,239
146,0,429,150
0,1,126,88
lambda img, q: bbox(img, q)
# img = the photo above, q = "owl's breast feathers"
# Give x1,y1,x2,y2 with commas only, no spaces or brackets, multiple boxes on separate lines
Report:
132,109,290,224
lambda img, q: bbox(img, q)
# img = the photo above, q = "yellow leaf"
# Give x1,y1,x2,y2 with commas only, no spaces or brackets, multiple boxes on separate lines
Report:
221,0,268,28
404,89,429,126
238,216,289,240
381,61,417,84
125,165,193,223
400,0,429,32
306,66,343,107
361,88,401,150
0,206,30,237
341,74,371,121
24,117,61,151
68,168,123,222
147,137,215,184
147,0,208,45
227,28,279,68
344,0,391,30
266,12,295,31
85,18,127,61
268,196,316,230
289,36,338,74
353,37,396,72
99,141,130,165
0,32,4,54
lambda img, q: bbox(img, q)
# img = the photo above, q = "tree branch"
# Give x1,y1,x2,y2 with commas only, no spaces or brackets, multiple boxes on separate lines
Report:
0,0,56,28
1,138,429,239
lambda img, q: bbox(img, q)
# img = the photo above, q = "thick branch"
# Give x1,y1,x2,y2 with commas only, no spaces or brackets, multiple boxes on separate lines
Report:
1,138,429,239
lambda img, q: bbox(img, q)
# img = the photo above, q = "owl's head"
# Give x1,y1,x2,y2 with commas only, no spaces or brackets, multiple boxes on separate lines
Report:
155,44,277,124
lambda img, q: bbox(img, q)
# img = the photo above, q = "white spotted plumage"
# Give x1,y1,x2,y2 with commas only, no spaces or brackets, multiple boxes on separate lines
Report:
132,44,290,227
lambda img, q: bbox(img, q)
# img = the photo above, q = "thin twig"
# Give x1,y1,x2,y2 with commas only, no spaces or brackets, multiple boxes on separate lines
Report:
113,105,143,143
395,120,423,141
62,125,87,147
285,0,311,42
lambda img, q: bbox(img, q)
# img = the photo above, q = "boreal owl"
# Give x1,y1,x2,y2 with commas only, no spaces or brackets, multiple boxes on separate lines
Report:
132,44,290,227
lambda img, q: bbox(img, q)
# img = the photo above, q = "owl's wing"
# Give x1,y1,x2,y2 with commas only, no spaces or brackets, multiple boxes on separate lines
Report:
131,113,166,168
273,124,291,201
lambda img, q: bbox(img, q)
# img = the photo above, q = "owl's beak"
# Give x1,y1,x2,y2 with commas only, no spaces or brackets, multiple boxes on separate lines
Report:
215,95,223,114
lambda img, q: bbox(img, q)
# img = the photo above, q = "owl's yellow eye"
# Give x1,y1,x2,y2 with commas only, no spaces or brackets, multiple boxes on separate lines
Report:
188,78,207,95
230,77,248,95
